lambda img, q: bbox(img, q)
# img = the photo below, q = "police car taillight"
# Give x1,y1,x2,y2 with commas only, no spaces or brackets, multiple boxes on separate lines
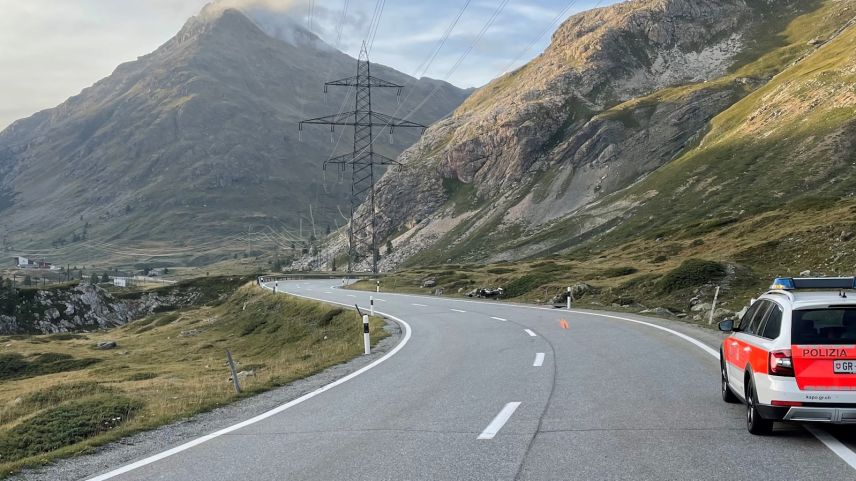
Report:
769,349,794,377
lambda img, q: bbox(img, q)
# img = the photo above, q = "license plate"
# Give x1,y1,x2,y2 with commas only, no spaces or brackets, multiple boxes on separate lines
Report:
833,360,856,374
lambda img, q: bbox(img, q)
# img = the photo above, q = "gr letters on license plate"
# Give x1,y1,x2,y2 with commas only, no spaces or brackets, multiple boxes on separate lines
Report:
833,360,856,374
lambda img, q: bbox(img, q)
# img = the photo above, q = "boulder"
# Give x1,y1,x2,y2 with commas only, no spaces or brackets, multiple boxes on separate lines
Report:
570,283,594,298
691,302,712,312
712,308,735,321
421,278,437,288
96,341,118,350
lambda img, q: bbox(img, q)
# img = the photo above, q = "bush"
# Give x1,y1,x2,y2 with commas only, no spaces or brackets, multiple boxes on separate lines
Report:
124,372,158,382
317,308,344,326
22,382,113,409
153,312,180,326
503,273,554,298
0,353,101,381
656,259,726,294
486,267,514,275
600,267,638,278
0,396,142,461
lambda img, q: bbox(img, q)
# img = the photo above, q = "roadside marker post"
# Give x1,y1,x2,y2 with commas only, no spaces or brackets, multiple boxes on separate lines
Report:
274,281,278,294
370,296,375,316
376,280,380,293
708,286,721,325
226,349,241,394
567,286,571,310
362,315,371,355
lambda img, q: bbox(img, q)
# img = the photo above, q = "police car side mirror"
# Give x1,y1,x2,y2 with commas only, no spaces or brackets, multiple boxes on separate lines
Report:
718,319,734,332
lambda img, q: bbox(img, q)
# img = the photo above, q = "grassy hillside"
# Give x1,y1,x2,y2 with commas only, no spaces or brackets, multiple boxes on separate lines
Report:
381,0,856,272
355,198,856,326
0,283,387,476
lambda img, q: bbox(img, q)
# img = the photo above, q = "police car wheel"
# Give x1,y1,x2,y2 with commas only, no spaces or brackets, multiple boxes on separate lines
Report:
721,360,738,403
746,380,774,435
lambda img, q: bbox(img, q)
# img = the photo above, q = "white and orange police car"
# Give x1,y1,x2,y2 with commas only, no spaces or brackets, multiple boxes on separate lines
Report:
719,277,856,434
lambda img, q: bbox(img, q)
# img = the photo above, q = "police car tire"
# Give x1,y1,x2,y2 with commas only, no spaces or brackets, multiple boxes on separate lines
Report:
720,357,739,403
746,379,774,435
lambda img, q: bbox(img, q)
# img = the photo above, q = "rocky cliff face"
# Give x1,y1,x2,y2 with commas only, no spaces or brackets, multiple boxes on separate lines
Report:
0,279,240,335
332,0,856,270
0,7,469,264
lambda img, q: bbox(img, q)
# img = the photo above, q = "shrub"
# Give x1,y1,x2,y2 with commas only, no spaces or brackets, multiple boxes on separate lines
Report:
153,312,180,326
124,372,158,382
0,353,101,381
317,308,344,326
45,333,87,341
503,273,554,298
486,267,514,275
600,267,638,278
657,259,726,294
23,382,113,409
0,396,142,461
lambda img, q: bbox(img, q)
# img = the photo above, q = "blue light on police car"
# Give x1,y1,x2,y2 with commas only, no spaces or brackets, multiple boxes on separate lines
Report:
770,277,795,290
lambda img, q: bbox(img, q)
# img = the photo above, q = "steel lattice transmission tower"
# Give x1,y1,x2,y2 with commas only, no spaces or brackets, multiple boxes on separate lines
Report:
299,43,425,273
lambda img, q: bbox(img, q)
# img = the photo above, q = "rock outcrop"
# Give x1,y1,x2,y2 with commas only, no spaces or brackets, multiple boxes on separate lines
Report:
320,0,856,270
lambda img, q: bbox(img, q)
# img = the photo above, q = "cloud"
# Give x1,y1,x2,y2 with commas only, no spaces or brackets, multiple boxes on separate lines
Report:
0,0,619,129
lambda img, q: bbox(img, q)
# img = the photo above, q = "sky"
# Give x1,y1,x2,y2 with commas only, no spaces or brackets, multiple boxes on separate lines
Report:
0,0,616,130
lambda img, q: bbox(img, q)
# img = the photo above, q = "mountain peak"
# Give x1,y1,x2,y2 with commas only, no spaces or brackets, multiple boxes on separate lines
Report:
194,1,334,52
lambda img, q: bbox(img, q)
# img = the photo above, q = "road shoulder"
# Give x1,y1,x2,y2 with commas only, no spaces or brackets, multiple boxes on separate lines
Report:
10,321,402,481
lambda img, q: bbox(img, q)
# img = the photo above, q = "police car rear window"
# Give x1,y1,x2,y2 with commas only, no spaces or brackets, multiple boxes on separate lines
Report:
791,308,856,345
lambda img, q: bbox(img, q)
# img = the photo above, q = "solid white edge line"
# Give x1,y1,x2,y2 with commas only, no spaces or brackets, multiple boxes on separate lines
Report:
478,402,522,440
524,329,537,337
533,353,545,367
450,308,466,313
336,286,856,469
375,299,387,302
86,284,413,481
490,316,507,322
805,426,856,470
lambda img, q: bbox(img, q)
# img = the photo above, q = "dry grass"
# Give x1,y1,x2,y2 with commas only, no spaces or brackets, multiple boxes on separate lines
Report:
0,284,387,476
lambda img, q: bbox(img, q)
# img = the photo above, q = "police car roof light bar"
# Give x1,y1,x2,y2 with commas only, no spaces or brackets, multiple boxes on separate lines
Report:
770,277,856,290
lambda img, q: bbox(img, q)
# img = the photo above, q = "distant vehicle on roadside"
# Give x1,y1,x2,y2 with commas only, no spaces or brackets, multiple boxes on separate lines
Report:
719,277,856,434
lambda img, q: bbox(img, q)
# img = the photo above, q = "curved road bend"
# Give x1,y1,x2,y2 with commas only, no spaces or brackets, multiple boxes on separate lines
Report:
85,279,856,481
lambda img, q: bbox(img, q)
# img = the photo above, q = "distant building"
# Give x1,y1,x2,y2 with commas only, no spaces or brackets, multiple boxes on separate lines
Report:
12,256,59,270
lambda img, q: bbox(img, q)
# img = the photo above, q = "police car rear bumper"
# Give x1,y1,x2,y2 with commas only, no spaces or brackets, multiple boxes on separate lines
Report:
782,406,856,423
755,403,856,423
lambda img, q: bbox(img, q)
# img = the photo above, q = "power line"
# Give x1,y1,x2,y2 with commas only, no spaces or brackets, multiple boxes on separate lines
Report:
299,43,425,273
365,0,511,154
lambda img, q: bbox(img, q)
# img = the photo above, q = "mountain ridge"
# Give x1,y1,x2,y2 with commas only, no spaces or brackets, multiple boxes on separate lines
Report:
0,7,469,265
328,0,856,273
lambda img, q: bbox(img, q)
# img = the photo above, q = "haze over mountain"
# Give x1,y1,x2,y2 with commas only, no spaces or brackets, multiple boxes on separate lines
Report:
330,0,856,273
0,5,469,264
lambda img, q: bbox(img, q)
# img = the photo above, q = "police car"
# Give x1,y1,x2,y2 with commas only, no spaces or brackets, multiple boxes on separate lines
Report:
719,277,856,434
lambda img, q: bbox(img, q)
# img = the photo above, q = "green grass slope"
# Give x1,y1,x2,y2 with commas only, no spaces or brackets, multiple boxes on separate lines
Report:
0,283,387,476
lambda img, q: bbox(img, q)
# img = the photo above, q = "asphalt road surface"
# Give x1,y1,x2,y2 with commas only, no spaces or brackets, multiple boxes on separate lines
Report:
85,279,856,481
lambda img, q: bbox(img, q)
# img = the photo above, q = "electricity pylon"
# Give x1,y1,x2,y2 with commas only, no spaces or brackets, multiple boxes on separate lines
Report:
299,42,424,273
